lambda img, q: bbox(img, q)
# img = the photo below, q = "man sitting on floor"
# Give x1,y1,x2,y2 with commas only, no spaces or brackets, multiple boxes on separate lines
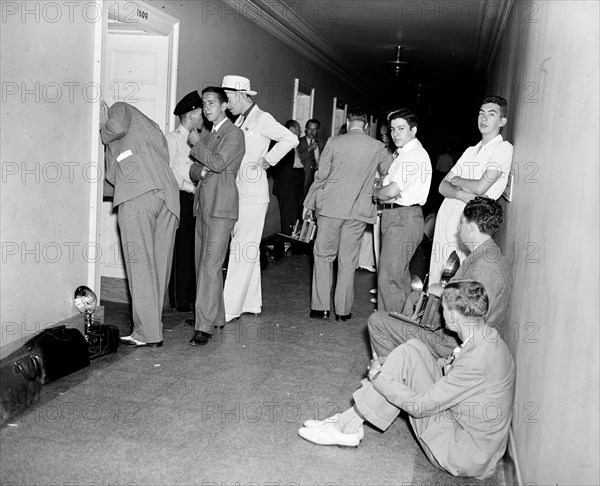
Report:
368,196,512,359
298,280,516,481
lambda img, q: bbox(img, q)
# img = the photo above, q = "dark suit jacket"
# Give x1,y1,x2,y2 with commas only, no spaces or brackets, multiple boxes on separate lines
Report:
189,119,245,219
304,130,393,224
100,102,179,218
298,135,326,192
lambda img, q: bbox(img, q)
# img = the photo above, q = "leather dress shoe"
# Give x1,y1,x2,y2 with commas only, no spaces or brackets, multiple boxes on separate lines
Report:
189,331,211,346
119,335,163,348
303,415,365,440
335,313,352,321
309,310,330,319
298,422,362,447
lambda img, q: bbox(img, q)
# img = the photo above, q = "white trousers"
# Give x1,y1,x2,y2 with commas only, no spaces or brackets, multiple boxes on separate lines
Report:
224,202,269,320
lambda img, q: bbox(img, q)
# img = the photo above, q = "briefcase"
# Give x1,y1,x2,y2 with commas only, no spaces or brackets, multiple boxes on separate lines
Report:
86,323,120,360
0,345,41,426
21,326,90,385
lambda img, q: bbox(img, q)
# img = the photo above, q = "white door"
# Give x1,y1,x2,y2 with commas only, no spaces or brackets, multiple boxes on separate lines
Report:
295,93,311,136
101,31,169,279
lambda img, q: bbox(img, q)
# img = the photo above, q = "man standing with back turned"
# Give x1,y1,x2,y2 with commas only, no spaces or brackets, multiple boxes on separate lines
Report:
304,105,392,321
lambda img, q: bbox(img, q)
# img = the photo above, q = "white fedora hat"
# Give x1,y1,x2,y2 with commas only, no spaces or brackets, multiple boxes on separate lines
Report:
221,75,257,96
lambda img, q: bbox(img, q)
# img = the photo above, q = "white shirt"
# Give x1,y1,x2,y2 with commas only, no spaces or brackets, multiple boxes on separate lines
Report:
166,125,195,194
382,138,432,206
448,134,513,200
292,149,303,169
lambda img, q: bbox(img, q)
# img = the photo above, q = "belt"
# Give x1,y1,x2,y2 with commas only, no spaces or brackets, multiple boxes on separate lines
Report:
378,203,420,210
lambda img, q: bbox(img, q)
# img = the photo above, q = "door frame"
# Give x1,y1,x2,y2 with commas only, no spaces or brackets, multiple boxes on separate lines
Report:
89,0,180,294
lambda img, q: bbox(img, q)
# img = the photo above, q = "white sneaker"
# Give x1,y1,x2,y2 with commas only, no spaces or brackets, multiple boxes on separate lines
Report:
303,414,364,439
298,422,362,447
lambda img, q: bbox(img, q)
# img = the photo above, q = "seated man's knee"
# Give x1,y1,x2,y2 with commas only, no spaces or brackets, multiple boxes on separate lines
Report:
368,311,389,334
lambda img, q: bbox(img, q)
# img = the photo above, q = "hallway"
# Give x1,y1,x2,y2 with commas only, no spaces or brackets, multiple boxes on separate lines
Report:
1,253,511,485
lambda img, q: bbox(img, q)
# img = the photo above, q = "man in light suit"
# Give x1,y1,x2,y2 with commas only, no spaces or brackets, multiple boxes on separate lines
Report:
304,105,392,321
298,280,516,481
187,87,245,345
297,118,326,197
99,101,180,348
221,75,299,322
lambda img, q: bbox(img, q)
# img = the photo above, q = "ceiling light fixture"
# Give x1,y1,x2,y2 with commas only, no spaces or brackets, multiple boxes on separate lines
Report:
387,45,408,77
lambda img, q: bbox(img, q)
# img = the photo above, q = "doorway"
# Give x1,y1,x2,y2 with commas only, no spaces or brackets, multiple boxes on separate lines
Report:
92,1,180,287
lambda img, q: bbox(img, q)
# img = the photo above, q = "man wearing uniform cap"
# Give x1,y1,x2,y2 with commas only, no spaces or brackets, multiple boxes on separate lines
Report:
220,75,299,322
167,90,205,312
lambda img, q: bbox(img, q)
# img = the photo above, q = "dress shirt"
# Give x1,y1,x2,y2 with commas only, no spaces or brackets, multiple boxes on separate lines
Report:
212,118,227,133
166,125,195,194
449,134,513,199
382,138,432,206
292,148,303,169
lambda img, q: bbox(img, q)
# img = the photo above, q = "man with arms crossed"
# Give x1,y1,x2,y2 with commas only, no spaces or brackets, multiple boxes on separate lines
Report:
429,95,513,284
374,108,432,312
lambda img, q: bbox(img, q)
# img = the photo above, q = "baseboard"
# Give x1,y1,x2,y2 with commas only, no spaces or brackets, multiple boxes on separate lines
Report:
508,425,523,485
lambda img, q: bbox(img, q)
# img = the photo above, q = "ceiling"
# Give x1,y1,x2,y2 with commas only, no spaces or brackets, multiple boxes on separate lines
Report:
223,0,514,130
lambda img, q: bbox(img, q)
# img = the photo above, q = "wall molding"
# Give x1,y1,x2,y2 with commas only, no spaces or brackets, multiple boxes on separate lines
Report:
221,0,371,97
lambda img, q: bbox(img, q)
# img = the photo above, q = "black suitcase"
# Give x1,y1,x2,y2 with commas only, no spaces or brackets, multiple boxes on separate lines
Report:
0,345,41,426
22,326,90,385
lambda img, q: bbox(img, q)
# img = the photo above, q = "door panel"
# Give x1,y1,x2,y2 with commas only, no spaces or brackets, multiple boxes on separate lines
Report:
101,32,169,279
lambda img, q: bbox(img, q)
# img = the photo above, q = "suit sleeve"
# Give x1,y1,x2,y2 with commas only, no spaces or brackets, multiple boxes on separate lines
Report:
259,113,299,165
100,102,130,145
373,351,486,418
189,128,245,174
377,144,393,177
303,138,334,210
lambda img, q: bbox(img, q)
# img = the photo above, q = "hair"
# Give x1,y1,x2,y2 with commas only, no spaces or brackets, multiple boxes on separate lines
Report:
481,95,508,117
284,119,300,131
202,86,228,105
306,119,320,128
347,105,368,124
463,196,503,235
442,280,489,318
388,108,418,129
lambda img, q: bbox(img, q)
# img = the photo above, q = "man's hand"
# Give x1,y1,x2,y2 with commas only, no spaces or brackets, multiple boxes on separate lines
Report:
428,283,444,297
99,100,109,130
307,139,317,152
188,129,201,146
302,207,314,220
253,157,270,170
367,351,384,381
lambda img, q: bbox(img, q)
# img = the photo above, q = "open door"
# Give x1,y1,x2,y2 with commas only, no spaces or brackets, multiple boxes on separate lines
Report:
92,1,179,286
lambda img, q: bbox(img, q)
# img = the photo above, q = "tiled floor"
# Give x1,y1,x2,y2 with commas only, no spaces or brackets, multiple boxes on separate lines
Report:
0,251,512,485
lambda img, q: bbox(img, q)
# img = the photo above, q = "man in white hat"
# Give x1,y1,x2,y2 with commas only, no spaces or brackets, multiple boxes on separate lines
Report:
221,75,299,322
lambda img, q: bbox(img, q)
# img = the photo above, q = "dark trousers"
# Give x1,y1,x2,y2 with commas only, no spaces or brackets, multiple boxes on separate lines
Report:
277,169,304,234
169,191,196,310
